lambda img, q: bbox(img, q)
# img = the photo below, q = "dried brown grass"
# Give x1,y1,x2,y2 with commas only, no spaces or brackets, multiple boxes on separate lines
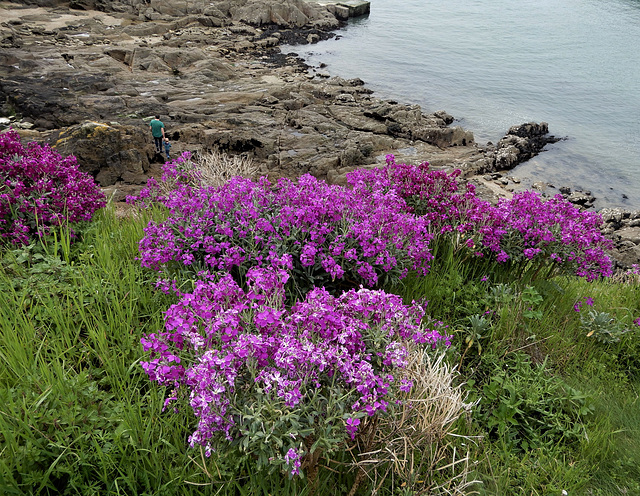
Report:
154,149,258,199
192,149,259,188
346,347,479,495
609,266,640,285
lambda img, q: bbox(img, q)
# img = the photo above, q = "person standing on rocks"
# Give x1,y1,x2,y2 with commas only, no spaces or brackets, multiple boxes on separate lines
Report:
149,115,165,154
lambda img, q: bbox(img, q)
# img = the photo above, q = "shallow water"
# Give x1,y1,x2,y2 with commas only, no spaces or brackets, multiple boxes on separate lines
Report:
285,0,640,209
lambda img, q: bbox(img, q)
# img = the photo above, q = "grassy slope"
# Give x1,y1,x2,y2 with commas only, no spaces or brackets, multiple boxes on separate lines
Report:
0,206,638,495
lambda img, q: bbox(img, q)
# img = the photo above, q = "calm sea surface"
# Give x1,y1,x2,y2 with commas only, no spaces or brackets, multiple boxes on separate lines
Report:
285,0,640,209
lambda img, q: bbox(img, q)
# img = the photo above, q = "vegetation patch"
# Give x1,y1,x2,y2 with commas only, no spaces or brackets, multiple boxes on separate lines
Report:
1,131,639,495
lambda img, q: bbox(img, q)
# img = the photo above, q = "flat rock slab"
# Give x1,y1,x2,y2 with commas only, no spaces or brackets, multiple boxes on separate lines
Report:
617,227,640,245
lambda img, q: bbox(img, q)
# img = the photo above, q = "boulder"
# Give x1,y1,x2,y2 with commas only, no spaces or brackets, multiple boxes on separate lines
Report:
51,121,153,186
609,244,640,270
566,191,596,208
494,121,563,170
599,207,627,227
616,227,640,245
412,126,474,148
224,0,338,28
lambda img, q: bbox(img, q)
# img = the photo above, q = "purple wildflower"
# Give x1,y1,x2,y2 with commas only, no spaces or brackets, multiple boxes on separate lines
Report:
345,417,361,440
0,129,105,244
284,448,302,476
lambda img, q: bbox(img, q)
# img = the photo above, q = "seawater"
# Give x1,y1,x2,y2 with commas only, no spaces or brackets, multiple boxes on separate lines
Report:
284,0,640,209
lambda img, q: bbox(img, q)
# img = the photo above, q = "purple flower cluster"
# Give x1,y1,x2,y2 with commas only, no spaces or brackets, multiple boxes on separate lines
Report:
350,155,612,281
574,296,595,312
140,267,450,471
135,153,614,476
284,447,302,476
463,191,613,281
0,129,106,244
346,154,475,228
134,154,435,290
133,154,612,286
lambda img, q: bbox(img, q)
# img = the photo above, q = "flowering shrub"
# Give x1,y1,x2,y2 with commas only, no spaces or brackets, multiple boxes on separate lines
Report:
133,154,435,294
140,267,450,475
133,154,612,287
0,129,106,244
347,155,476,228
348,155,613,281
135,154,615,481
461,191,613,281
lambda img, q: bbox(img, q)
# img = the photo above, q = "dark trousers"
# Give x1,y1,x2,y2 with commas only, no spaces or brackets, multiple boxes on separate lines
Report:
154,137,163,153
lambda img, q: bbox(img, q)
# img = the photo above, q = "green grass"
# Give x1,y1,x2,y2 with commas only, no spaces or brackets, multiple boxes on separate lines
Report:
0,207,205,495
1,206,639,495
396,261,640,495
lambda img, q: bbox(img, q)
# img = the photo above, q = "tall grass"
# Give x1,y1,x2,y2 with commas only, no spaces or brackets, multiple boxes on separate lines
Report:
396,257,640,495
1,203,639,495
0,206,211,495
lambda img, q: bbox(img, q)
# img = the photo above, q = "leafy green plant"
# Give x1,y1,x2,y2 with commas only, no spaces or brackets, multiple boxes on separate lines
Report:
521,285,543,322
486,283,516,307
458,314,493,370
471,352,593,453
580,310,632,344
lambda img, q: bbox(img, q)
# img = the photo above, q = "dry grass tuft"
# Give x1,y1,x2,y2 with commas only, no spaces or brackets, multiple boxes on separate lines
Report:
609,265,640,285
192,149,259,188
347,347,479,495
153,149,259,198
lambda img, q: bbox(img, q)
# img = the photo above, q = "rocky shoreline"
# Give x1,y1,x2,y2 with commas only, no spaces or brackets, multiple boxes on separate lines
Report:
1,0,639,268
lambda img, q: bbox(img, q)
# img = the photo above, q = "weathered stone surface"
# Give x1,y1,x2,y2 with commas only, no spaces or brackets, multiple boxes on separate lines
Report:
51,121,153,185
609,244,640,270
0,1,562,188
6,0,627,260
2,0,639,271
616,227,640,245
599,208,627,227
494,123,563,170
567,191,596,208
412,126,474,148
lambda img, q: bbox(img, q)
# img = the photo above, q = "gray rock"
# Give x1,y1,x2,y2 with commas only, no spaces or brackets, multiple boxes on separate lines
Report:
610,244,640,269
617,227,640,245
335,93,355,103
420,126,474,147
51,121,153,186
532,181,549,191
567,192,594,206
599,208,626,225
